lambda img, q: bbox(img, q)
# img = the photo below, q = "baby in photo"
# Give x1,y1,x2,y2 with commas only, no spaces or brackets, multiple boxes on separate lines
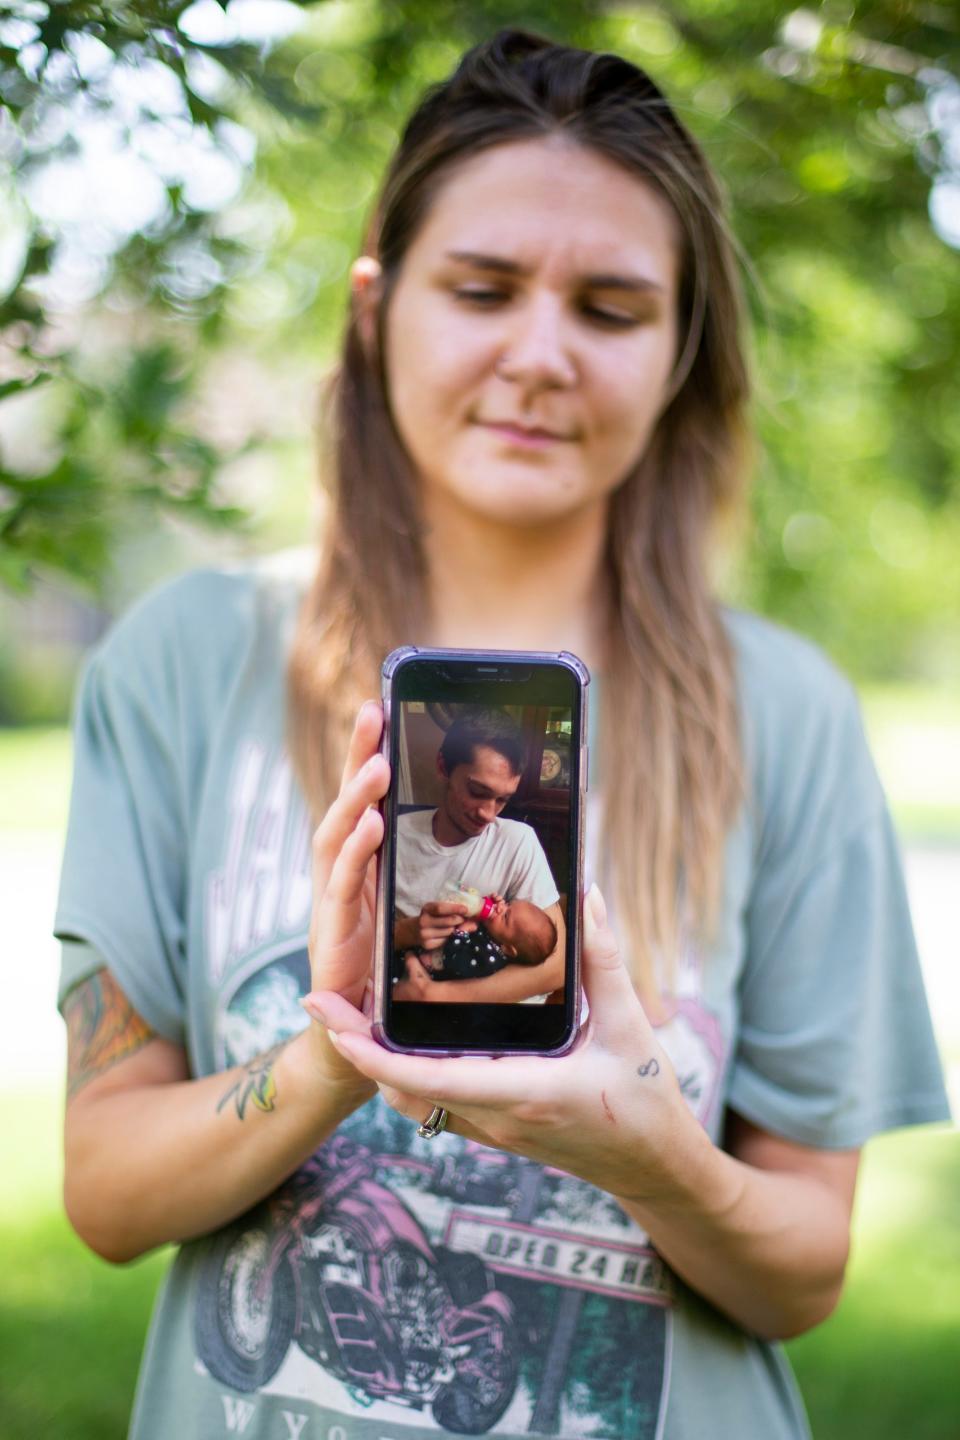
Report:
402,896,558,984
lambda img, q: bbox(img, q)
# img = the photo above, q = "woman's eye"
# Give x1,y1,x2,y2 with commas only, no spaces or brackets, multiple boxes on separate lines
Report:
451,288,640,327
584,306,638,328
453,287,507,305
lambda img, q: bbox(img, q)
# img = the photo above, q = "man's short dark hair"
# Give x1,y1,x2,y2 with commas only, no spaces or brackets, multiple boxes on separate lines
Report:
440,709,525,777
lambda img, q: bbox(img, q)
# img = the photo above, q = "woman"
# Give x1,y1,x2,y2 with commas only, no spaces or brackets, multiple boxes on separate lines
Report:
57,30,949,1440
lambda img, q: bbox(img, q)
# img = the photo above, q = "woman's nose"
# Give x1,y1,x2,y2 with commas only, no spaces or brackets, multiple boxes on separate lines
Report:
495,296,577,391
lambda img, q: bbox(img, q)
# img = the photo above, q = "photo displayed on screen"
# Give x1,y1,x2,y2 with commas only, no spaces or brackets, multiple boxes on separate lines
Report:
391,702,573,1005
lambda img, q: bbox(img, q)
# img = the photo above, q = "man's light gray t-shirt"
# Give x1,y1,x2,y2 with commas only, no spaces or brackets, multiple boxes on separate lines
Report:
55,561,950,1440
394,808,560,919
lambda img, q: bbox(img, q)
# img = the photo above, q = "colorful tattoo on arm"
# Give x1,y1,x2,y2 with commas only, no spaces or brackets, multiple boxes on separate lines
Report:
216,1040,290,1121
64,968,157,1098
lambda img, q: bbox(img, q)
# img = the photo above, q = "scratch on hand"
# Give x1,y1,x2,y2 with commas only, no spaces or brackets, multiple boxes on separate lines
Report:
601,1089,616,1124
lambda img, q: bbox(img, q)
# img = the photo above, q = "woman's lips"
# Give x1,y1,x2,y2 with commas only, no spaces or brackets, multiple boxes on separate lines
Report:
479,421,571,449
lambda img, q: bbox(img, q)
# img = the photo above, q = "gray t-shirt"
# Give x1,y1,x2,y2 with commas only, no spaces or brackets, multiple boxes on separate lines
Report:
55,559,950,1440
395,808,560,915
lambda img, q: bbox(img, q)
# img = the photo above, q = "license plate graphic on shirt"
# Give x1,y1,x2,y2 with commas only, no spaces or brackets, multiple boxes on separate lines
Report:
443,1212,674,1304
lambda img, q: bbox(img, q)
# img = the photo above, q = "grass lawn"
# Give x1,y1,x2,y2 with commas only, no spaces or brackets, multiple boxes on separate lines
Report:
0,725,73,831
0,1089,169,1439
786,1125,960,1439
859,683,960,841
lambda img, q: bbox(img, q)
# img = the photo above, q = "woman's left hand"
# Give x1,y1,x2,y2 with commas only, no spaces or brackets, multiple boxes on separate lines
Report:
303,886,701,1206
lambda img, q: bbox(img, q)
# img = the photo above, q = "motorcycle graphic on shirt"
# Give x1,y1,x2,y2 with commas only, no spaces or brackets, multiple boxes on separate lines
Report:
194,1135,518,1434
201,937,723,1436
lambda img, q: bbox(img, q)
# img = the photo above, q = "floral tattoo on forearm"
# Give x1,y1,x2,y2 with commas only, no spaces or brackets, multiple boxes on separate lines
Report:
216,1040,290,1120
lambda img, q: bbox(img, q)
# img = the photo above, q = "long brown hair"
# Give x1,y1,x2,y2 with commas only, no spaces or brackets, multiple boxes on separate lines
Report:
288,29,751,996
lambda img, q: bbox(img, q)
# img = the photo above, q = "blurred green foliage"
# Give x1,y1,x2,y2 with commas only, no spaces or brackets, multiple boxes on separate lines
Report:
1,0,958,679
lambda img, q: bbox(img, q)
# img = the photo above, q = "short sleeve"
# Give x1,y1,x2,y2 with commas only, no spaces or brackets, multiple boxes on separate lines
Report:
54,592,189,1045
726,646,950,1149
59,937,114,1008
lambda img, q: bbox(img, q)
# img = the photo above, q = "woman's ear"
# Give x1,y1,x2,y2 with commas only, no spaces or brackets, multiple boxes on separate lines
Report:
350,256,383,358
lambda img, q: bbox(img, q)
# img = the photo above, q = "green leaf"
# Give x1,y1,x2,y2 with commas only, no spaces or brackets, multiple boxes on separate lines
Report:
0,374,53,403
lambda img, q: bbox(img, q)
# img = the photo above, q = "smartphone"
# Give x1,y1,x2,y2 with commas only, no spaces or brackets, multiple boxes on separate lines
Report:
373,646,589,1057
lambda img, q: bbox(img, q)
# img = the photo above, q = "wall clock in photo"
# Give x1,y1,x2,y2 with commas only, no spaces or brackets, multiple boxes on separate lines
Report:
539,732,571,788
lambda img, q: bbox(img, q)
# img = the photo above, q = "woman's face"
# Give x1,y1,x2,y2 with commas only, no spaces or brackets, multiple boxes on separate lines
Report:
379,135,681,527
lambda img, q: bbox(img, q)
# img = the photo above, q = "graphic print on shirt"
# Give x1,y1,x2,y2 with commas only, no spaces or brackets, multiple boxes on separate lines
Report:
205,743,312,983
198,954,726,1439
198,755,726,1437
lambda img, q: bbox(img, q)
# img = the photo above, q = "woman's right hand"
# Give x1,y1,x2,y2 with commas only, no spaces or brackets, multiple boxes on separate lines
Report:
305,700,389,1092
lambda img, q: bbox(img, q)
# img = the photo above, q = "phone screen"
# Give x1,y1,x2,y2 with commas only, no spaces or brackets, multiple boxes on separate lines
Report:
377,650,587,1055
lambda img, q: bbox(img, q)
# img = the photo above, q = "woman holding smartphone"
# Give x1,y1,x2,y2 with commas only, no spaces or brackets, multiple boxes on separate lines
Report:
58,30,948,1439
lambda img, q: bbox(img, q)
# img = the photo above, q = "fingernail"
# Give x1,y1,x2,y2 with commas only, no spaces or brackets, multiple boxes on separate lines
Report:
300,994,328,1022
587,883,607,928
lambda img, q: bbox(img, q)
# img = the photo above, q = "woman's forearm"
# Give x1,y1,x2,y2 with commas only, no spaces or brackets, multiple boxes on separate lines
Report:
615,1123,852,1340
64,1028,374,1264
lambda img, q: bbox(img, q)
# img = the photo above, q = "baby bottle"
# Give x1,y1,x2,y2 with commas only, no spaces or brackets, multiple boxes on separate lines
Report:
443,882,497,920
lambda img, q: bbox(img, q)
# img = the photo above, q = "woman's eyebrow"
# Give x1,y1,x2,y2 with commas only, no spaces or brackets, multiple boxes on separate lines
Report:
444,249,665,294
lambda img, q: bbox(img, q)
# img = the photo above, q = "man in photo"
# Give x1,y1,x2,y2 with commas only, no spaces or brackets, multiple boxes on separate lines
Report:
393,710,565,1001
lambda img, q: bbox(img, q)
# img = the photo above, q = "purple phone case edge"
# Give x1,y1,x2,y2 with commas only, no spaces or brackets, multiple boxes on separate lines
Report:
372,644,588,1058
